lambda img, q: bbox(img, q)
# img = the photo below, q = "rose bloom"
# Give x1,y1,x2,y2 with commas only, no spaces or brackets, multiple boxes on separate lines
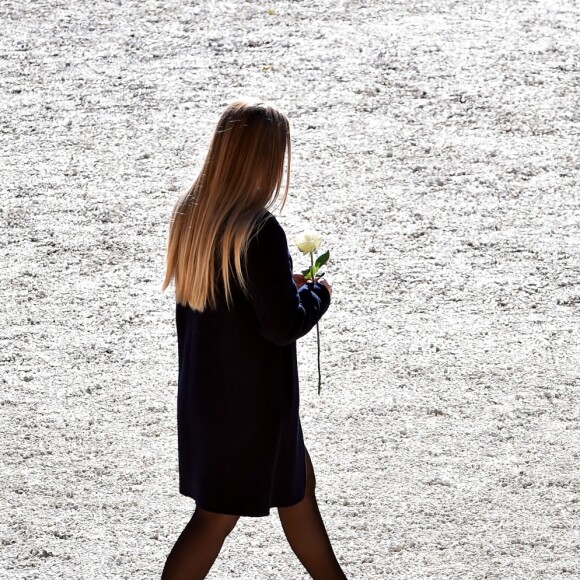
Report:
295,231,323,254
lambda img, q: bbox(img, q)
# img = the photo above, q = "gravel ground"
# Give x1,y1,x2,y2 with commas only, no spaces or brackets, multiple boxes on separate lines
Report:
1,0,579,578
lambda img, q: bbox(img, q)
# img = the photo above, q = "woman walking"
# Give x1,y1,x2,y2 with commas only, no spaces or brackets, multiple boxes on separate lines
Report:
160,98,347,579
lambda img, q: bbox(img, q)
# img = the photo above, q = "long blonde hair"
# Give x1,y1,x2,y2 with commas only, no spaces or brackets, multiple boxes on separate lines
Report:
162,98,291,311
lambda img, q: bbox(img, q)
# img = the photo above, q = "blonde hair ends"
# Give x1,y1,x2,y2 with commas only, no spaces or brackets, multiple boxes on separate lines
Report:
162,98,292,312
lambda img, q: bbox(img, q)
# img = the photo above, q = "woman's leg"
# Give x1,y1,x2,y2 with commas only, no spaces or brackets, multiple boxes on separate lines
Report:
161,506,239,580
277,449,347,579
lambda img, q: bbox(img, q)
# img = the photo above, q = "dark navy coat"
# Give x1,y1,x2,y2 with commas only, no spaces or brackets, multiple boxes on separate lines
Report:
175,211,331,517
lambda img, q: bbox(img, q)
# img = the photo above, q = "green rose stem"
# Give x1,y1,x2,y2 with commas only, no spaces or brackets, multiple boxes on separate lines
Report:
295,233,329,395
315,321,321,395
309,251,322,395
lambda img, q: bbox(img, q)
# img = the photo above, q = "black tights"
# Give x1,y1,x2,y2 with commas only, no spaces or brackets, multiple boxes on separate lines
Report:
161,450,347,579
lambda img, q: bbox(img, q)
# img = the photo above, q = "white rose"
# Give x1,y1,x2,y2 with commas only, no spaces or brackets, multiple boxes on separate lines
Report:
295,230,323,254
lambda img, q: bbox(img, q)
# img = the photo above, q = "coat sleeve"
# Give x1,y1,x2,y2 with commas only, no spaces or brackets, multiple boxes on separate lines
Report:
245,215,331,347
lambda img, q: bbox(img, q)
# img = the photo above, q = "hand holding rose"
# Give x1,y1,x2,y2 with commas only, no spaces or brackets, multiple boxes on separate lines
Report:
318,277,333,297
294,273,333,296
292,273,332,296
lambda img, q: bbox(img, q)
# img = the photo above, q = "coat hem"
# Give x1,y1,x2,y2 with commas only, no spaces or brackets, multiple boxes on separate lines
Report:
178,488,306,518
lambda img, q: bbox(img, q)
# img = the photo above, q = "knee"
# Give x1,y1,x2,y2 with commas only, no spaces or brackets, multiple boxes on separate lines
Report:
307,470,316,496
193,507,239,537
219,514,239,537
305,456,316,496
221,515,239,536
